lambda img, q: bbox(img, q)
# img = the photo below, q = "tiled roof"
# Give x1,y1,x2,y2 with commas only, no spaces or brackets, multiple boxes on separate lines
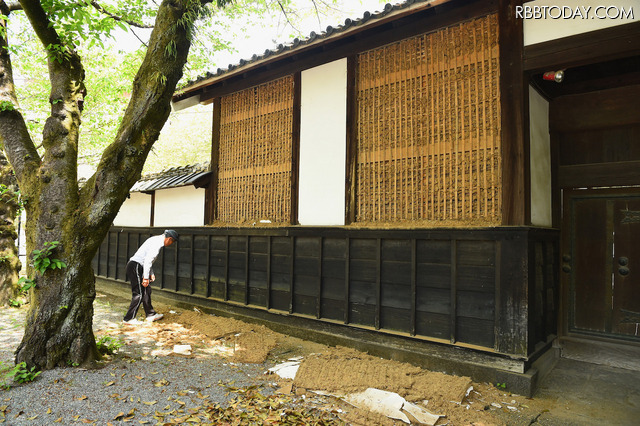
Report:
176,0,439,97
131,162,210,192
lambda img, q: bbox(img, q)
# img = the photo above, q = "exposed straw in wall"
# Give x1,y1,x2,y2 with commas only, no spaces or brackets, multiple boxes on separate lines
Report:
218,76,294,223
355,14,501,225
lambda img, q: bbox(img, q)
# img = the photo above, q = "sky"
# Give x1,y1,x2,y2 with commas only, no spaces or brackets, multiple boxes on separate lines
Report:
214,0,389,66
120,0,389,70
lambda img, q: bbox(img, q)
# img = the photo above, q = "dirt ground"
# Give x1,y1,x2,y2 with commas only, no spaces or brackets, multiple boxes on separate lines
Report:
91,289,546,426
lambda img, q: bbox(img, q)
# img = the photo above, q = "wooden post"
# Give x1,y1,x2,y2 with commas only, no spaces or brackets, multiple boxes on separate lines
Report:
289,236,295,314
291,73,301,225
208,97,221,224
245,236,250,305
190,234,195,294
450,239,457,344
375,238,381,330
114,231,120,280
317,237,323,319
344,237,351,324
499,0,529,225
411,238,417,336
206,235,211,298
345,55,358,225
266,236,272,309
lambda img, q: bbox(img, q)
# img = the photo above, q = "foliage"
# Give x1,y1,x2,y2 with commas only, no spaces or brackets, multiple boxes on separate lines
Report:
18,277,36,292
8,298,21,308
202,384,341,425
0,100,15,111
31,241,67,274
1,362,41,388
0,184,21,216
96,335,123,355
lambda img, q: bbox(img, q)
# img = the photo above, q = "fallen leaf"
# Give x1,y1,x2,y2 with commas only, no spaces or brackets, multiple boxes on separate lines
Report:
114,412,125,421
76,395,88,401
26,415,38,420
142,401,157,406
54,418,62,423
104,381,115,387
46,408,52,414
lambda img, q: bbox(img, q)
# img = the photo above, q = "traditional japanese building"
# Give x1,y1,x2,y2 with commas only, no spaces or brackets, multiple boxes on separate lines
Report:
96,0,640,394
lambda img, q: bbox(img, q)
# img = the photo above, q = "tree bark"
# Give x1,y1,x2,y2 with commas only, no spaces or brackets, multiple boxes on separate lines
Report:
0,0,210,369
0,150,21,306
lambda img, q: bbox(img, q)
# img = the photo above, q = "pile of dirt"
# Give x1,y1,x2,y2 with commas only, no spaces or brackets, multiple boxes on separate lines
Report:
167,310,279,363
97,291,533,425
292,346,515,425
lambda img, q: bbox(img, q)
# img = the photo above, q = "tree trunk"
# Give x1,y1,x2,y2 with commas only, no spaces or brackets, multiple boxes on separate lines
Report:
0,150,21,305
15,255,100,368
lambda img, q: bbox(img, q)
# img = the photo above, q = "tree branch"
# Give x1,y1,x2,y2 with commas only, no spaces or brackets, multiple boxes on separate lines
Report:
90,0,154,29
18,0,63,50
80,0,208,232
0,13,41,187
0,1,21,14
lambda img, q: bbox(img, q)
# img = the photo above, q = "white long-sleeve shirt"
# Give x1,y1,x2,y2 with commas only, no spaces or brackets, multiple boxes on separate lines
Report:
129,234,165,279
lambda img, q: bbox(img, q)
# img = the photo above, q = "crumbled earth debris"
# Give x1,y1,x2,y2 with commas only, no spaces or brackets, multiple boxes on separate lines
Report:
0,290,590,425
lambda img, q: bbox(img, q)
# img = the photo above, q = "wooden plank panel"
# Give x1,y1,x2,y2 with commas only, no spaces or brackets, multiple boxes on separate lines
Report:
349,238,377,260
416,264,451,288
559,161,640,189
320,300,344,322
457,291,495,321
416,287,451,315
417,240,451,263
457,266,495,292
416,311,450,340
380,261,412,285
380,306,411,333
293,294,316,317
323,237,347,259
456,241,495,266
349,302,376,328
248,287,267,307
456,317,495,348
552,85,640,132
380,283,411,310
270,289,290,312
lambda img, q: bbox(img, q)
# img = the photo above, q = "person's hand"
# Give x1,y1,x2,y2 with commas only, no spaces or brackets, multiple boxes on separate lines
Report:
142,278,150,287
150,274,156,282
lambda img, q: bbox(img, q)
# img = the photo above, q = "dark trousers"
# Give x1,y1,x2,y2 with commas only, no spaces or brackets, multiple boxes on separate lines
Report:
123,261,156,321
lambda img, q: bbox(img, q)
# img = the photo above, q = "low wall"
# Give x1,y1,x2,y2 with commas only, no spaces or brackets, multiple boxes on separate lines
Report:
94,225,559,394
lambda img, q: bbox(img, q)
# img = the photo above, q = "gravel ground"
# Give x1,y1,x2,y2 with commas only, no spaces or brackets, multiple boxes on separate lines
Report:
0,295,314,426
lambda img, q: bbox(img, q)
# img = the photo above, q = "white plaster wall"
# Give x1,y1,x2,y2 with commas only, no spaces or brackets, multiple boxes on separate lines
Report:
523,0,639,45
113,192,152,227
529,86,552,227
154,186,205,227
298,58,347,225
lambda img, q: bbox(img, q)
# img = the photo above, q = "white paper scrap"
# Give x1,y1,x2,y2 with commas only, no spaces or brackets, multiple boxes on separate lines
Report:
268,361,301,380
403,401,443,425
172,345,192,355
344,388,410,423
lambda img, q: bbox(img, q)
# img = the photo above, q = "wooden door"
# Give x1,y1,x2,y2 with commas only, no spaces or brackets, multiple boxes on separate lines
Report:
563,189,640,341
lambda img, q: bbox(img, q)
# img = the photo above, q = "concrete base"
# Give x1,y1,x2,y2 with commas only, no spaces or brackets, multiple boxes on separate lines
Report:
97,277,547,397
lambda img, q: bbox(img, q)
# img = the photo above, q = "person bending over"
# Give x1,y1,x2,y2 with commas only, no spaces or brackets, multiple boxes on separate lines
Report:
123,229,178,324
